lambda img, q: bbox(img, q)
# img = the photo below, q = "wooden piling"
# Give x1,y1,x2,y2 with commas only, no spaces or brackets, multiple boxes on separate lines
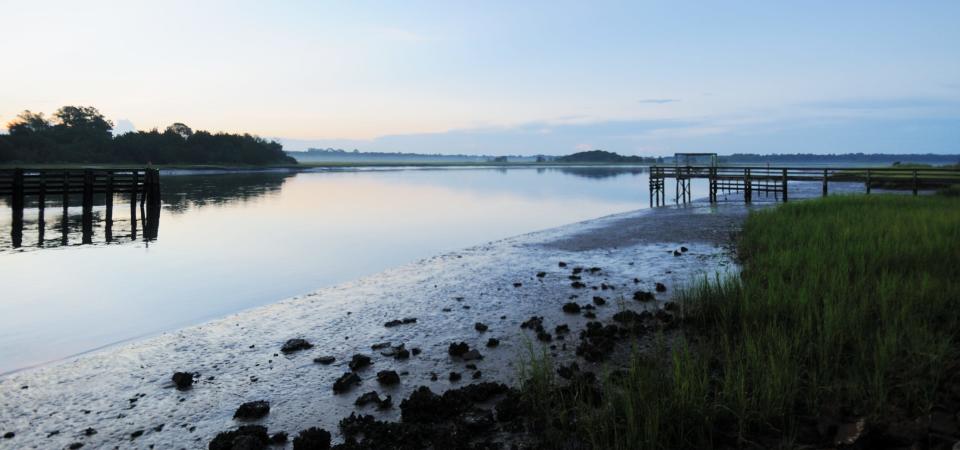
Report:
822,169,828,197
913,170,918,196
744,168,752,203
866,169,871,194
781,168,788,202
11,169,24,248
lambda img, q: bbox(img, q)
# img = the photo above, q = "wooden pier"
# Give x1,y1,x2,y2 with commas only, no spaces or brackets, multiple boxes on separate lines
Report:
649,165,960,207
0,168,161,248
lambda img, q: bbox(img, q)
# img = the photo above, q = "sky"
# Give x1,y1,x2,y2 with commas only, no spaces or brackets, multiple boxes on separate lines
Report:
1,1,958,155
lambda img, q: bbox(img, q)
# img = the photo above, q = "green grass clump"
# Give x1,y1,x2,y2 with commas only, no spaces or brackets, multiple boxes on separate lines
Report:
526,194,960,449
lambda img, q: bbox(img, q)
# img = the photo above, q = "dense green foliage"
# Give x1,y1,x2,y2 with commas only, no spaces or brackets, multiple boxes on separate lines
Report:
526,194,960,449
1,106,296,165
556,150,661,164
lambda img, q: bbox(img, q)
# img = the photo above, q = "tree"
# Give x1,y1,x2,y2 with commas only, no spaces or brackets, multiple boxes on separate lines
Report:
165,122,193,139
6,110,51,135
53,106,113,134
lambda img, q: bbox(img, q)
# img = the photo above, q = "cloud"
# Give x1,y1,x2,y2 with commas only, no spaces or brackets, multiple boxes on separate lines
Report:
637,98,680,104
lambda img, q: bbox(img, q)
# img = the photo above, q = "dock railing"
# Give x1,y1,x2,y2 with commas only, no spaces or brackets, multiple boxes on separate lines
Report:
0,168,161,248
649,165,960,206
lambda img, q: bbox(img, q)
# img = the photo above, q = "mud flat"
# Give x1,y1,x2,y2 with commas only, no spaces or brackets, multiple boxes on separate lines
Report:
0,200,751,449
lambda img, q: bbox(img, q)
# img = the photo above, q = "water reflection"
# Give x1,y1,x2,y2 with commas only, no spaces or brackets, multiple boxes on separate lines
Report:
0,166,670,373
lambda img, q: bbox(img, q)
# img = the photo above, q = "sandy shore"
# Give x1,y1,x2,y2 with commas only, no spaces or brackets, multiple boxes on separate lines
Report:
0,199,752,449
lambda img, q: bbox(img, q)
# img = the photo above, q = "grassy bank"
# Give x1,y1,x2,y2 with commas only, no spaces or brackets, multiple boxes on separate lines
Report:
525,194,960,449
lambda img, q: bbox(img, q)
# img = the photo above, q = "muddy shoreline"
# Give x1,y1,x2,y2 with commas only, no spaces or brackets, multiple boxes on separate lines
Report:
0,198,755,449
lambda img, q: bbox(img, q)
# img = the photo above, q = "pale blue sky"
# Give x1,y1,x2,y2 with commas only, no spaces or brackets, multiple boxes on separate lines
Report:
1,1,957,155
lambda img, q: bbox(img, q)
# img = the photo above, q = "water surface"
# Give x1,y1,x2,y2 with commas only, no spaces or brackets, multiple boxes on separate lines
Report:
0,166,690,373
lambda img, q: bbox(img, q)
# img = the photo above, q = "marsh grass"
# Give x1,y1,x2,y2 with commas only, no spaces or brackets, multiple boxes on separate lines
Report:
524,194,960,449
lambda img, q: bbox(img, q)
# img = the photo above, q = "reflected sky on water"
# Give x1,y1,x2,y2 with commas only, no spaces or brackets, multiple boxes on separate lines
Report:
0,166,688,373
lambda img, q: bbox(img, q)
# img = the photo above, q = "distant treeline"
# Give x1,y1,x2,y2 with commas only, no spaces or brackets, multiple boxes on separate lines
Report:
291,148,545,163
718,153,960,165
0,106,296,165
556,150,661,164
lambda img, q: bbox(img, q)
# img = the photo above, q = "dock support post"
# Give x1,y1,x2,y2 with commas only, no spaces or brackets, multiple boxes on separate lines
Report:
744,168,752,204
822,169,828,197
782,168,788,202
82,170,93,244
144,169,161,240
130,171,138,239
866,169,871,194
38,173,46,245
912,170,918,196
11,169,24,248
61,172,69,245
105,172,114,242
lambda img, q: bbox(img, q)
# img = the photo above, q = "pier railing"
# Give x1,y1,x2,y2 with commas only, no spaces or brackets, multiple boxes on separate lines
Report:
649,165,960,206
0,168,161,248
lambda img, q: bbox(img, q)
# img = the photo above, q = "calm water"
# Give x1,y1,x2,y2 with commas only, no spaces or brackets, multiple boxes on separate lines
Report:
0,166,704,373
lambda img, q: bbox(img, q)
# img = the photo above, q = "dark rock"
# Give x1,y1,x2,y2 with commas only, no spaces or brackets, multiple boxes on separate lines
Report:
333,372,361,393
271,432,288,444
593,296,606,305
355,391,383,407
612,310,642,323
411,347,422,356
562,302,581,313
384,318,417,328
558,261,567,267
680,246,688,252
557,362,580,380
460,408,494,431
571,281,586,289
474,322,489,332
673,250,682,256
371,342,392,350
313,356,335,365
465,363,477,370
513,282,522,288
588,267,601,273
130,429,144,439
228,435,263,450
292,427,331,450
430,372,438,381
394,348,410,359
583,311,596,319
472,371,482,379
441,308,451,312
377,370,400,385
655,309,674,323
233,400,270,420
583,304,595,310
572,267,583,274
348,354,372,371
462,349,483,361
664,301,679,312
536,271,546,278
449,372,462,382
3,432,15,439
555,324,570,335
68,443,83,449
280,338,313,354
83,428,97,436
569,275,581,281
209,425,269,450
536,331,553,342
448,342,470,357
486,338,500,347
633,290,655,302
655,282,667,292
171,372,194,390
520,316,544,331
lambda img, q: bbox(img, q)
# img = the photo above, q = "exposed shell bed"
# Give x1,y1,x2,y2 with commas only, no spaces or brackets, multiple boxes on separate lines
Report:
0,200,754,449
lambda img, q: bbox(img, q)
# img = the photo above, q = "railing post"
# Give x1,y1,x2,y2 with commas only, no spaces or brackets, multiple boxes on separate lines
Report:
912,169,918,196
130,170,138,239
781,168,788,202
866,169,871,194
822,168,828,197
